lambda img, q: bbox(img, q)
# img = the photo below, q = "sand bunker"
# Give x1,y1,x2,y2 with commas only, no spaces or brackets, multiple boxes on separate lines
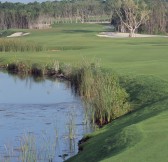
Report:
97,32,168,38
7,32,30,38
50,49,61,52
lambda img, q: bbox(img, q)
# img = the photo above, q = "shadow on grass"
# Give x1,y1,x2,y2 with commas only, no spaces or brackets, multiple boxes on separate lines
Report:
55,46,91,51
125,41,168,46
62,30,97,34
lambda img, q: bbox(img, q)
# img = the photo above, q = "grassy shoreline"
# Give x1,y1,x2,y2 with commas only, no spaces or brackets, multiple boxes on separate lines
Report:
0,60,131,125
1,59,168,162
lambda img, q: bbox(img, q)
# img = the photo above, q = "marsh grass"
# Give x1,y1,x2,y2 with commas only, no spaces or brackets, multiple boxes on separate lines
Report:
60,63,73,78
0,39,44,52
67,110,76,140
19,134,37,162
45,60,60,76
19,133,57,162
7,62,31,75
40,132,58,161
31,63,46,76
5,59,62,77
1,130,59,162
2,144,14,162
71,62,130,125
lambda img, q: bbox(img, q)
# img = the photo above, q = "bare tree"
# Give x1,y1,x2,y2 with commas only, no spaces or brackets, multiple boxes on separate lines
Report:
113,0,150,37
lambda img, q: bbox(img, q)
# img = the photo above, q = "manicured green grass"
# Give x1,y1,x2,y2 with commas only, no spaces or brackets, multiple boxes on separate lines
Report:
66,75,168,162
1,23,168,162
1,24,168,79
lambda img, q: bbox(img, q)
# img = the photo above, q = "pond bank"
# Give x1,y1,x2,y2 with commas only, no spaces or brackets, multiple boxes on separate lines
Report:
0,60,130,126
0,60,131,159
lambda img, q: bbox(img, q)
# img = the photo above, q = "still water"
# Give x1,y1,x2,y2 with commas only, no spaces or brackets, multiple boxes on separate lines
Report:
0,72,91,162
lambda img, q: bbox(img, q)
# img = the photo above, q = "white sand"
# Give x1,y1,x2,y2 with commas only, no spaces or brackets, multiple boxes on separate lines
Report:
97,32,168,38
7,32,30,38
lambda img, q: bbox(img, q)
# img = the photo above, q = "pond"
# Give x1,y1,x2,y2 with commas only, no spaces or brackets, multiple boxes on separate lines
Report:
0,72,92,162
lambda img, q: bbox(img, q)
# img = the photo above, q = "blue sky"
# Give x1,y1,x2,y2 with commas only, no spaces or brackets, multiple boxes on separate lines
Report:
0,0,54,3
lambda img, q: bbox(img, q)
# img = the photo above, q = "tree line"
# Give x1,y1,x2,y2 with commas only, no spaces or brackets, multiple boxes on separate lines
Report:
0,0,168,35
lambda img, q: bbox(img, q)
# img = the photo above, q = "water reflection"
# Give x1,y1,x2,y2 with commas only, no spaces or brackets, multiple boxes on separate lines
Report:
0,72,92,162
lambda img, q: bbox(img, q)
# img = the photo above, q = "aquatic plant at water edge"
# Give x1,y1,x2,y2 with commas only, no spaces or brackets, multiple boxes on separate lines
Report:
1,132,58,162
19,134,37,162
67,109,76,140
7,62,31,74
71,63,130,125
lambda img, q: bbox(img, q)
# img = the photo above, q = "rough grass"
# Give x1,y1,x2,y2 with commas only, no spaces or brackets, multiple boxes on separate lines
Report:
0,24,168,162
0,39,44,52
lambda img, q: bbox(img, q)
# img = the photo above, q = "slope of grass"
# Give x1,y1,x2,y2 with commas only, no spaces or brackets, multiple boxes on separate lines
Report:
0,24,168,162
67,76,168,162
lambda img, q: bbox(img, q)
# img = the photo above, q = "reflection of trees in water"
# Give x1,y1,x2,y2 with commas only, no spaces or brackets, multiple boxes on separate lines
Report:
6,71,72,91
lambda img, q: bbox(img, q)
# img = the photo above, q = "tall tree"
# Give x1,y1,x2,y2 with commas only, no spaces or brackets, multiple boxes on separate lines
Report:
113,0,150,37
